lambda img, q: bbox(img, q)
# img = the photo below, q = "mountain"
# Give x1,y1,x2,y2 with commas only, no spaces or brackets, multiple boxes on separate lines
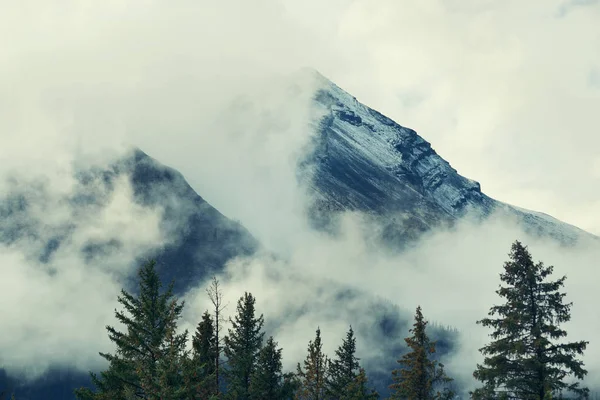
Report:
298,70,596,245
119,149,259,293
0,149,260,398
0,148,259,294
2,71,596,399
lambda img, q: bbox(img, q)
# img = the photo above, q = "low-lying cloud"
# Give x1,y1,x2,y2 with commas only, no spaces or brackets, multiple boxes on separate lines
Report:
180,210,600,396
1,1,598,397
0,172,166,378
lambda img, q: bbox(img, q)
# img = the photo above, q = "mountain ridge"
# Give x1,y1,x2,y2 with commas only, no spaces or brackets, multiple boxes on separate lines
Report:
298,69,597,245
1,69,596,399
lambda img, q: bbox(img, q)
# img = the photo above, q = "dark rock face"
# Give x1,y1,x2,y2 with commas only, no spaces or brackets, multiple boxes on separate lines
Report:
122,149,259,293
0,148,259,294
3,72,596,399
299,71,596,246
0,149,259,399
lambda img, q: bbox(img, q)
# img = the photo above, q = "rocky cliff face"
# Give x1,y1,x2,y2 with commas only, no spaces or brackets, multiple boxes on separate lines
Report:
299,70,595,245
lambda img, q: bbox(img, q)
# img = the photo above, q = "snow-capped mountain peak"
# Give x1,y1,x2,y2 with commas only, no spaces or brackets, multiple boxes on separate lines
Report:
298,70,596,245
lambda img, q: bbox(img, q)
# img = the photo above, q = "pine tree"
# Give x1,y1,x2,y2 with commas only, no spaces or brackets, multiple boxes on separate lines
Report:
295,327,330,400
327,326,360,398
389,306,454,400
154,303,190,400
223,292,265,400
185,310,218,398
207,276,228,397
283,372,301,399
472,241,589,400
344,368,379,400
327,326,378,399
250,336,286,399
74,260,189,400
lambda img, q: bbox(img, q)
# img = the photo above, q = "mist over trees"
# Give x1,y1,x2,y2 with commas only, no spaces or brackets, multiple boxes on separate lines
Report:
67,240,588,400
389,306,454,400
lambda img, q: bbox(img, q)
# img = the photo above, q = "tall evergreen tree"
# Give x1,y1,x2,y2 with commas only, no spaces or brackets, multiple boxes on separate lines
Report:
186,310,218,398
223,292,265,400
327,326,378,399
389,306,454,400
472,241,589,400
283,371,302,399
295,327,330,400
207,276,228,397
250,336,286,399
344,368,379,400
154,303,190,400
327,326,360,398
74,260,189,400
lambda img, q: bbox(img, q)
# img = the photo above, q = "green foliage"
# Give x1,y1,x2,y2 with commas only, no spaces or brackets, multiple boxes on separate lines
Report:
71,240,595,399
295,327,330,400
327,326,360,397
184,310,219,398
344,368,379,400
223,292,265,400
283,371,302,399
472,241,589,400
327,326,378,399
250,336,287,399
389,306,454,400
74,260,189,400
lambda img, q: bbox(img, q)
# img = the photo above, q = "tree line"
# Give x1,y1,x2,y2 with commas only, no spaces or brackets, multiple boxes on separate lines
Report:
1,240,589,399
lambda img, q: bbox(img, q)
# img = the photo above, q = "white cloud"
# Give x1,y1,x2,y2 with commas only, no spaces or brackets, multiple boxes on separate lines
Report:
0,173,165,378
1,0,599,396
327,0,600,234
178,210,600,395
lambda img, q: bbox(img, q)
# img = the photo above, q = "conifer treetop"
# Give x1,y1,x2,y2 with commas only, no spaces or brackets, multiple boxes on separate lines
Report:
472,241,589,400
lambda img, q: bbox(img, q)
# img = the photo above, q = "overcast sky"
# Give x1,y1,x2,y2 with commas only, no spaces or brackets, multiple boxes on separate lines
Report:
0,0,600,234
2,0,599,234
1,0,599,392
297,0,600,235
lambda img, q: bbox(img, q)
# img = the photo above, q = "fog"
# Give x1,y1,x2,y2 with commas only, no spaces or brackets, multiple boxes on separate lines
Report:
179,211,600,395
1,0,599,396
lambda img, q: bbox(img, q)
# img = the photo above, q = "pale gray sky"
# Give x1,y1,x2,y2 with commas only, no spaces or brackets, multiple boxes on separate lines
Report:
1,0,599,391
309,0,600,235
1,0,598,234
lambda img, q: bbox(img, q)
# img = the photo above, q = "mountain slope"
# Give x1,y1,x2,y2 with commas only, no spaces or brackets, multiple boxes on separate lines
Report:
0,148,259,294
0,149,260,399
299,70,596,245
118,149,259,292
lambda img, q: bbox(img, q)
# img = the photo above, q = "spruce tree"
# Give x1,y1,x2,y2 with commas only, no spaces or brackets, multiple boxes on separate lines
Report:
327,326,360,398
250,336,286,399
295,327,330,400
186,310,218,398
327,326,378,399
327,326,378,400
283,371,301,399
223,292,265,400
389,306,454,400
344,368,379,400
472,241,589,400
154,303,190,400
74,260,189,400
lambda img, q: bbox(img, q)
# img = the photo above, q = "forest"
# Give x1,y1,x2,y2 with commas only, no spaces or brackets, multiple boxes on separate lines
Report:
1,240,590,400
